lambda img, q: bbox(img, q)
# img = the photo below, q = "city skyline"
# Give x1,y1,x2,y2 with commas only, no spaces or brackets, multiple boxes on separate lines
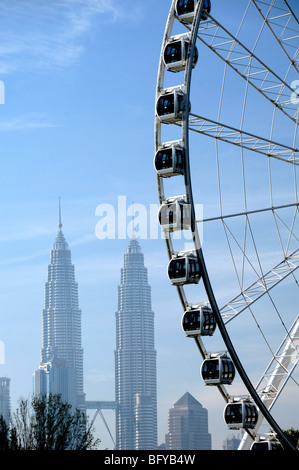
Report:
0,0,298,450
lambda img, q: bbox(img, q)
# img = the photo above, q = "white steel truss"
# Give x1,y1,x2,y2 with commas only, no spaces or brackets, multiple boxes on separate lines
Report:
238,314,299,449
256,316,299,402
179,12,299,122
252,0,299,73
174,113,299,163
220,248,299,323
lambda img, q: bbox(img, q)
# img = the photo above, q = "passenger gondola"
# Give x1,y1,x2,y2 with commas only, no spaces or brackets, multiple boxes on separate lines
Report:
250,438,283,451
224,400,258,430
201,354,235,385
158,198,191,232
168,253,201,285
175,0,211,23
156,88,189,123
164,36,198,72
182,305,216,337
154,144,185,177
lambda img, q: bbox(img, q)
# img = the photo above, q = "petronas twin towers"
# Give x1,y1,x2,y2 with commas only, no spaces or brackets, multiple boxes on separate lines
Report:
33,204,157,450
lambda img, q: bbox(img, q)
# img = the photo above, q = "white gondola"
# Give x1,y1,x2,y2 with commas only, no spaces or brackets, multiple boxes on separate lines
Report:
224,400,258,430
175,0,211,23
250,437,284,451
154,143,185,177
164,35,198,72
201,353,235,385
168,253,201,285
158,198,191,232
182,305,216,337
156,88,189,123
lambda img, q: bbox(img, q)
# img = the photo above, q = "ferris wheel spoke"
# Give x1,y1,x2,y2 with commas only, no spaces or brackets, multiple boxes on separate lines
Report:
197,202,299,224
174,113,299,163
198,204,299,259
283,0,299,25
256,314,299,402
189,14,299,122
252,0,299,73
220,248,299,323
272,204,299,256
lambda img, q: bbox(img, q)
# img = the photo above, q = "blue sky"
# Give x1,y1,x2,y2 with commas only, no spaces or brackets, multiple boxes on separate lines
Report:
0,0,298,450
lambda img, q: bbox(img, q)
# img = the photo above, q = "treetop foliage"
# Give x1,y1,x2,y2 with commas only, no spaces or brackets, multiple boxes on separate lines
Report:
0,394,100,451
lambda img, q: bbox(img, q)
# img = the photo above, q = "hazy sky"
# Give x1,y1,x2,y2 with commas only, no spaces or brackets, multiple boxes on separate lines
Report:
0,0,298,450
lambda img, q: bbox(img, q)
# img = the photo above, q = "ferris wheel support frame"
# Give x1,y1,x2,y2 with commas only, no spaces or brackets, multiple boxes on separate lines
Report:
252,0,299,74
155,0,297,451
239,314,299,449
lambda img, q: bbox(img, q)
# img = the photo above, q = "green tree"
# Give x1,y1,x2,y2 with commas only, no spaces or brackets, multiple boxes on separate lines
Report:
0,394,100,450
0,415,10,450
283,428,299,449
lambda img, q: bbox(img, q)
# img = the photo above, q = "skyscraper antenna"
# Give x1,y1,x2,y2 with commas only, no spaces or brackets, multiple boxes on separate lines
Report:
58,197,62,230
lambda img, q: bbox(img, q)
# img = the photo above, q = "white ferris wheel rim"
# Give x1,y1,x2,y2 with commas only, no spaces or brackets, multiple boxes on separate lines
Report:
154,0,299,450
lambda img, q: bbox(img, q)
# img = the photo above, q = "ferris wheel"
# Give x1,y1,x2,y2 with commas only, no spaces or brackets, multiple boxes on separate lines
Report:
154,0,299,450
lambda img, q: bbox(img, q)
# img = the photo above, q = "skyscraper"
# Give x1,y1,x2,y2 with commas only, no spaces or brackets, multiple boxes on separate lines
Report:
165,392,211,450
34,204,85,411
0,377,10,425
115,236,157,450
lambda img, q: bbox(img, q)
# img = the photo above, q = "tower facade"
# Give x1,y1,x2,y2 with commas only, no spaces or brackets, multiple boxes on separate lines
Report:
0,377,10,425
115,237,157,450
165,392,211,450
34,209,85,411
